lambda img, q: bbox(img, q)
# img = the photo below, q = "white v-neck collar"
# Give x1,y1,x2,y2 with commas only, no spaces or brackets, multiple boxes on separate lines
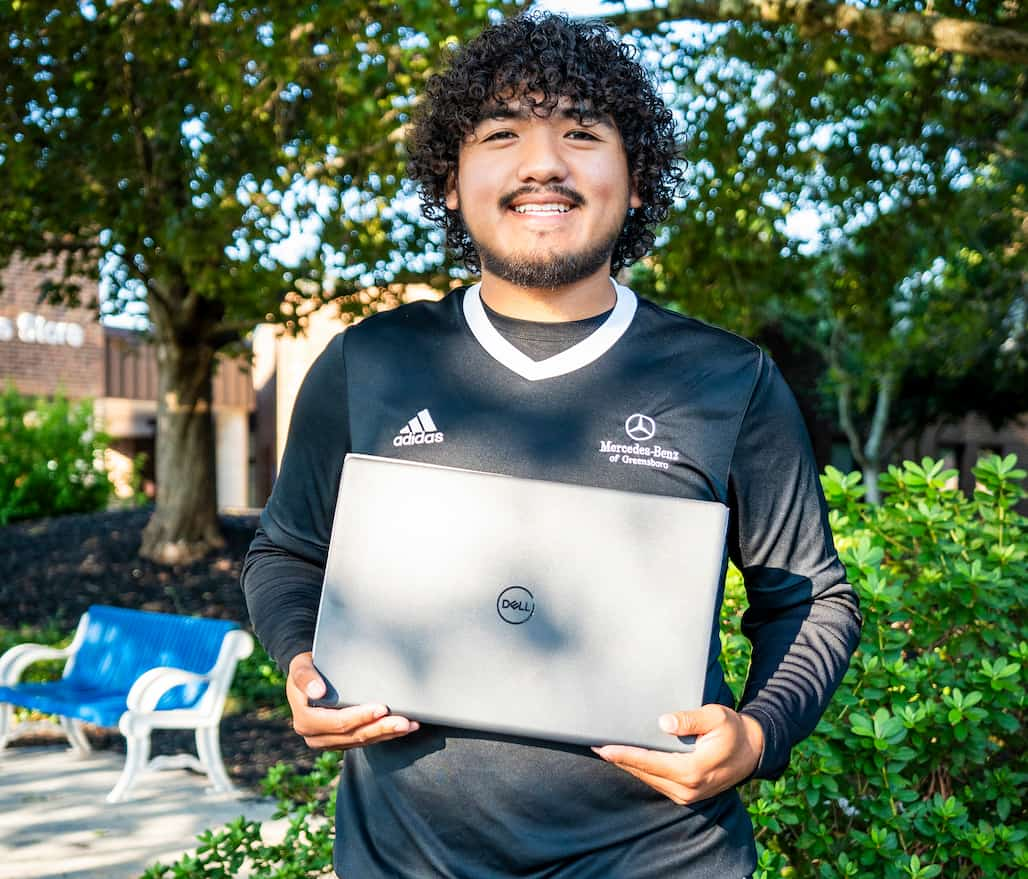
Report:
462,279,637,381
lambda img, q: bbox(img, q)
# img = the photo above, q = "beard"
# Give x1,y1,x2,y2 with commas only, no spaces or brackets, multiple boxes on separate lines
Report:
473,234,618,289
465,193,623,289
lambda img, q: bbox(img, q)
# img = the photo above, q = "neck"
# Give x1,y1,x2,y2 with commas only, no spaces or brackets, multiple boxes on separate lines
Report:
477,267,616,322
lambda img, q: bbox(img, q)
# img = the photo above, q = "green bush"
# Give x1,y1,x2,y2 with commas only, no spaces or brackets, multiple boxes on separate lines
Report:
736,454,1027,879
0,622,73,684
0,387,114,524
141,751,340,879
229,643,288,716
140,455,1026,879
0,623,76,722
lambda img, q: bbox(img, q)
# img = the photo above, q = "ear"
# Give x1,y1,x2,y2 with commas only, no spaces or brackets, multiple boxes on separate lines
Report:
629,175,642,210
445,171,459,211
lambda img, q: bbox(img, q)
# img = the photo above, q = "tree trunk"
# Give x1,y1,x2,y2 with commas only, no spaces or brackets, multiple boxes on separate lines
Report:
139,337,224,564
835,363,895,506
860,370,895,506
863,462,882,506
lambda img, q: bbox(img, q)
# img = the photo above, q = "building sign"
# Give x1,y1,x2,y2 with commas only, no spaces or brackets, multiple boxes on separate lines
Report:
0,312,85,347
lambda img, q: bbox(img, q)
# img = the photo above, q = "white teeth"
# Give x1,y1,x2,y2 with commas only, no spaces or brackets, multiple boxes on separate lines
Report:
512,204,571,214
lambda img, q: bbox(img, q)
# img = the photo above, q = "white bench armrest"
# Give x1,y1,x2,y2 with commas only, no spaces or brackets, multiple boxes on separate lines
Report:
125,667,211,713
0,643,74,686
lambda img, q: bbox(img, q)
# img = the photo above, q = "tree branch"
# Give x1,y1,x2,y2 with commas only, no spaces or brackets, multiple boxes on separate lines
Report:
607,0,1028,65
208,319,256,350
863,368,895,467
829,326,867,472
122,258,173,318
120,37,156,191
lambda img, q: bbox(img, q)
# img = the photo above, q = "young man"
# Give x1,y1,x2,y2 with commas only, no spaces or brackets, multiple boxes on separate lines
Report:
243,13,861,878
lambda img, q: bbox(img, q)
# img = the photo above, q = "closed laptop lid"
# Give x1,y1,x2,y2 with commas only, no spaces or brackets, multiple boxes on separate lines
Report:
311,453,729,752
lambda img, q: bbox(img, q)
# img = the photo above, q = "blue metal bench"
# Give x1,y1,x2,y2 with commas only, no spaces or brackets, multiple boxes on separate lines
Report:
0,604,253,803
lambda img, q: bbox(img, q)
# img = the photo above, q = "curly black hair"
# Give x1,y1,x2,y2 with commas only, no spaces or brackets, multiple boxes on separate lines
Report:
407,12,681,273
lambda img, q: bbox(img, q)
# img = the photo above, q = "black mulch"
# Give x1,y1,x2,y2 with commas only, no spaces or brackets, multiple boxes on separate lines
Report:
0,508,316,790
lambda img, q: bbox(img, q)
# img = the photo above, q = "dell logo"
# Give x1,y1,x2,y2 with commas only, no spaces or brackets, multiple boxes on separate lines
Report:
497,586,535,625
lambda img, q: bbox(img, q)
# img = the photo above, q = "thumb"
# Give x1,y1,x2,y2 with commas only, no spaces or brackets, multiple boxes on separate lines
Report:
658,705,724,736
289,652,326,700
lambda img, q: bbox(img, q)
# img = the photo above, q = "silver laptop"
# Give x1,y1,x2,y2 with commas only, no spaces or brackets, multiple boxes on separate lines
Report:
311,454,729,752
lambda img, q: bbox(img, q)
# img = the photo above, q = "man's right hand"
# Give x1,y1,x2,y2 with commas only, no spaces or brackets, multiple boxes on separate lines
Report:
287,651,420,750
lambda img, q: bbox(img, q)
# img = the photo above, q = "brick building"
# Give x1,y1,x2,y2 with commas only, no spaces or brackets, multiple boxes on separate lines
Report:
0,255,106,400
0,256,255,508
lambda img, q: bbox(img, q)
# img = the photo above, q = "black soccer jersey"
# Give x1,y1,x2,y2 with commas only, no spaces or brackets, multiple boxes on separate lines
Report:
243,281,861,878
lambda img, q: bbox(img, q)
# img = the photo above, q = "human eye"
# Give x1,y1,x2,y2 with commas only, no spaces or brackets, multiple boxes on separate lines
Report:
480,128,516,142
566,128,601,141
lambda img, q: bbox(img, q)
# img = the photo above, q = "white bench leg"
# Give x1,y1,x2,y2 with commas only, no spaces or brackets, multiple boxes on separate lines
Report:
107,732,150,804
195,725,234,794
60,717,92,755
0,703,10,750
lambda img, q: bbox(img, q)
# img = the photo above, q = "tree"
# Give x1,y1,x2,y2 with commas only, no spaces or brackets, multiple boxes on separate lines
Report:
811,126,1026,501
897,131,1028,443
619,1,1026,499
610,0,1028,64
0,1,514,562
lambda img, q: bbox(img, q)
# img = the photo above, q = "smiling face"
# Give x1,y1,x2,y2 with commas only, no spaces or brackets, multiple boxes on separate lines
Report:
445,96,642,292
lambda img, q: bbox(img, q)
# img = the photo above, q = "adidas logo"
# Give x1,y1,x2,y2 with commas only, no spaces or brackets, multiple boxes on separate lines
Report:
392,408,444,447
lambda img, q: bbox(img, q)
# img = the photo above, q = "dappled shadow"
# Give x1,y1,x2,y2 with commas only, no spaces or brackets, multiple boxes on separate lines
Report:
0,746,278,879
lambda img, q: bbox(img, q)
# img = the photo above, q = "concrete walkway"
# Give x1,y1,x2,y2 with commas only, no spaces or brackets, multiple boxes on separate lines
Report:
0,745,283,879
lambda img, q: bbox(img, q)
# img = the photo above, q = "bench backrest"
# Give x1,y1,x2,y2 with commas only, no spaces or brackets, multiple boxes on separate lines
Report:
66,605,239,708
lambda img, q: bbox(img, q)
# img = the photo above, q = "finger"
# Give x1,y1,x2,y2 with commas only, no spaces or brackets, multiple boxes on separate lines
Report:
328,703,394,731
609,756,730,804
293,702,389,737
303,727,416,750
302,718,421,750
288,653,327,700
592,745,687,777
658,704,728,737
604,760,696,805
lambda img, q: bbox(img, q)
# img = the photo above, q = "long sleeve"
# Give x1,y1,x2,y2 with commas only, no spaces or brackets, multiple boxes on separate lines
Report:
241,334,350,672
728,352,862,779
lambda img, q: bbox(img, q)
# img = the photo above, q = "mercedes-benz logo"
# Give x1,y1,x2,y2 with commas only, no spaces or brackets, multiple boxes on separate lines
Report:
625,413,656,442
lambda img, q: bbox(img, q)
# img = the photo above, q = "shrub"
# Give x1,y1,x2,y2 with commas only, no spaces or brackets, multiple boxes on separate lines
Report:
140,751,340,879
228,643,288,716
736,454,1027,879
0,623,73,691
0,387,114,524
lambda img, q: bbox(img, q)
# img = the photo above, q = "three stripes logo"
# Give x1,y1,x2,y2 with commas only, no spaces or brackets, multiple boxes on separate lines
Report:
392,408,444,447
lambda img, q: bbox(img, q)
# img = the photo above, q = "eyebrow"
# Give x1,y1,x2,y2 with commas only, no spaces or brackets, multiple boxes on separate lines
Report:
478,104,615,128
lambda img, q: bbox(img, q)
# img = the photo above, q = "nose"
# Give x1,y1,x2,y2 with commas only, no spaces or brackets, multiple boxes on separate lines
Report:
517,127,569,185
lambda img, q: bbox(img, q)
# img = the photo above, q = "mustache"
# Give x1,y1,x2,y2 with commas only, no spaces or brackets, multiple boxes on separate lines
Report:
498,185,585,211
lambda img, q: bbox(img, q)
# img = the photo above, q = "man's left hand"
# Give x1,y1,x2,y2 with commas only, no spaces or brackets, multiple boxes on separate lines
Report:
592,705,764,805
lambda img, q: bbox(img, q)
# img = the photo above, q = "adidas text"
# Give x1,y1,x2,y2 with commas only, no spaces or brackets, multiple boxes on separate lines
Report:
393,431,444,447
